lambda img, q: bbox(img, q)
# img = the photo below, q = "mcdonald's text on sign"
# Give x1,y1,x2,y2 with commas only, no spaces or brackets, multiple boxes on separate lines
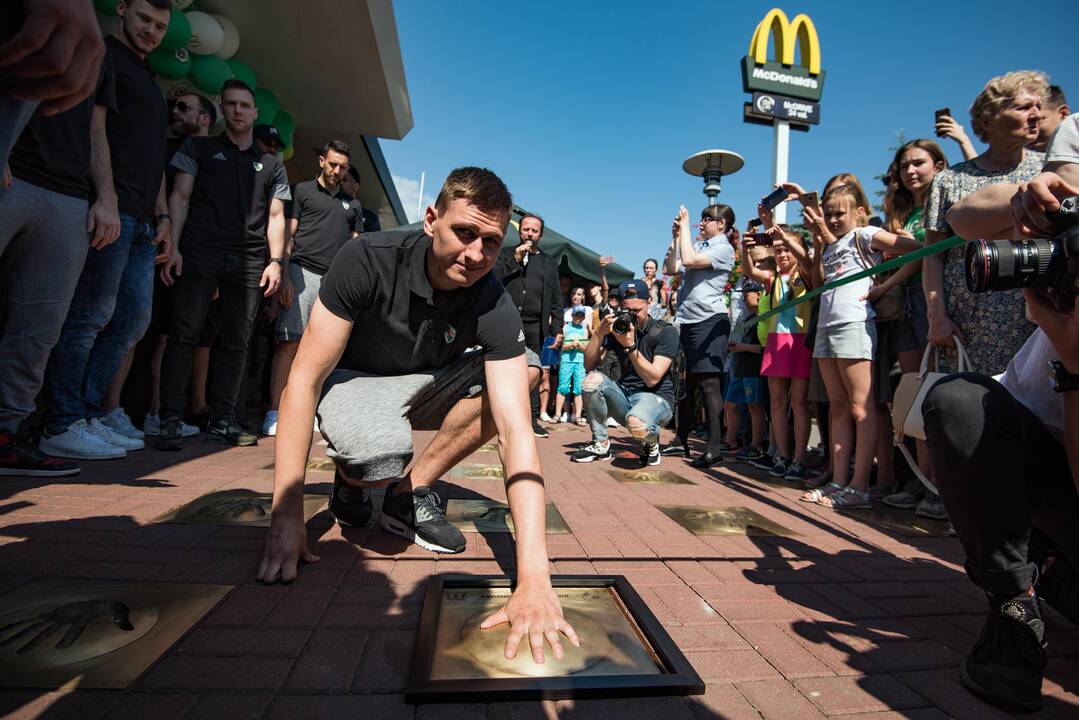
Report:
741,8,825,103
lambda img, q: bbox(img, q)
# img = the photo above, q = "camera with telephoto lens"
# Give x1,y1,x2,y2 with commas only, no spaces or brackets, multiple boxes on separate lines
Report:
965,195,1079,308
611,310,636,335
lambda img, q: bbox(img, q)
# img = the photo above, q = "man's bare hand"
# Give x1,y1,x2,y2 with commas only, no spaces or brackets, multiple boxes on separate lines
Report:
153,220,172,264
0,0,105,115
514,240,533,265
1010,172,1079,237
159,251,183,286
278,275,295,308
260,262,282,297
87,200,121,250
257,515,320,584
480,580,580,663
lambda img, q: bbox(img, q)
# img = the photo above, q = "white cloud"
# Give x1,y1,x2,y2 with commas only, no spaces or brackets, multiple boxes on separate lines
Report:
392,174,436,223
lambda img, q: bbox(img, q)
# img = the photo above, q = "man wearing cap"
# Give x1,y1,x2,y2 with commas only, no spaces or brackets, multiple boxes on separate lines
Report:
494,213,563,438
156,78,290,449
253,123,285,156
264,139,361,436
258,167,581,667
570,279,679,467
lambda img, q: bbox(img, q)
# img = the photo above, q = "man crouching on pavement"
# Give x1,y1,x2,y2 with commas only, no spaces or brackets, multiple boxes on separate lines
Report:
257,167,580,663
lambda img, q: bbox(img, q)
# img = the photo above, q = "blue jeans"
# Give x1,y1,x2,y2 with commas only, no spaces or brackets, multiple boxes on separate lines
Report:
583,374,672,444
44,214,156,433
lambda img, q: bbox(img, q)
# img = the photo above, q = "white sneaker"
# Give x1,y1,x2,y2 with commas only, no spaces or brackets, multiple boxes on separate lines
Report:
607,417,621,427
40,419,127,460
539,412,553,423
102,407,143,439
144,414,200,437
263,410,279,437
313,416,320,434
560,413,568,423
88,417,144,451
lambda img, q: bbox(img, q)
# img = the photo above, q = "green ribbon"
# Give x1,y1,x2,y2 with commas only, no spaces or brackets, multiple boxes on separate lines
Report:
749,235,966,327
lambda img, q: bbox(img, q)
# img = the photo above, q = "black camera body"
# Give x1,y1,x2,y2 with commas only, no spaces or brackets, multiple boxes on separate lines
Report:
611,310,636,335
965,195,1079,308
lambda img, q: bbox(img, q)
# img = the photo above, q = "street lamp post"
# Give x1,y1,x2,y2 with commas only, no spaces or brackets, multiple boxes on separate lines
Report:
682,149,745,206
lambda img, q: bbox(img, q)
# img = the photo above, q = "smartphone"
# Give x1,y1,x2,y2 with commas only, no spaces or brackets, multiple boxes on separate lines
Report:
934,107,951,123
746,232,773,247
747,218,763,231
761,187,788,212
801,191,819,211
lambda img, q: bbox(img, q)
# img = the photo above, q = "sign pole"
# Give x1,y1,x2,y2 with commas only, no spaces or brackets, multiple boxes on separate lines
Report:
771,119,790,223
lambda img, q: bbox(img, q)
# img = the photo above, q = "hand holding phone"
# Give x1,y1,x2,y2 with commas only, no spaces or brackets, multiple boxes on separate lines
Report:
761,187,789,212
801,191,819,211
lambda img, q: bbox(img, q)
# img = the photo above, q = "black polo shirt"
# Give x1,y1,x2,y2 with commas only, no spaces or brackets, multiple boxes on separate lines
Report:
8,62,116,201
104,36,168,223
288,179,362,274
319,230,526,375
602,317,679,408
170,132,290,255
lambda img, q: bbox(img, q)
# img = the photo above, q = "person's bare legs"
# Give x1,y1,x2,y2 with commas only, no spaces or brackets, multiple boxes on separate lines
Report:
270,340,299,411
538,367,550,417
747,402,766,448
790,377,810,465
189,346,210,414
103,347,135,413
148,334,167,415
767,375,791,459
723,400,741,446
836,359,876,493
876,404,896,490
818,359,852,488
554,392,567,421
572,392,582,420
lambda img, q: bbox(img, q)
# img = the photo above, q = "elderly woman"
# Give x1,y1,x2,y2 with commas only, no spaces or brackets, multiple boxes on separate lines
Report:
924,70,1047,374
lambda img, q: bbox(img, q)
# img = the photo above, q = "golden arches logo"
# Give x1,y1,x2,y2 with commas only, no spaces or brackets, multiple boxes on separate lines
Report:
748,9,821,75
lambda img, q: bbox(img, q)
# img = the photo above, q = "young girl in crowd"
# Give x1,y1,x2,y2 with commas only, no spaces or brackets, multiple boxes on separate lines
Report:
721,245,770,463
564,286,593,327
553,306,590,425
799,184,923,509
740,225,814,480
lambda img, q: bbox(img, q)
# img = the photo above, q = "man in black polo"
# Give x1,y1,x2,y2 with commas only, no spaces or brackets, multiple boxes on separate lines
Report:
264,139,361,436
258,167,580,666
341,166,381,233
495,213,563,438
0,56,116,477
40,0,172,459
157,78,289,449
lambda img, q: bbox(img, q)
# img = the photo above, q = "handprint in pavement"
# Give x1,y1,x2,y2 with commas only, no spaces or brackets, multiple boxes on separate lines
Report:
0,600,134,655
202,496,271,520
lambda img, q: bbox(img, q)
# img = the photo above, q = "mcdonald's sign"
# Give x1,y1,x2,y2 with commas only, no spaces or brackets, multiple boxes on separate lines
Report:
741,8,825,102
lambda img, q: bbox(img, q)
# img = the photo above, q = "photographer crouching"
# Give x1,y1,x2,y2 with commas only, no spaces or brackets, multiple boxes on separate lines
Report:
927,113,1079,712
570,280,679,466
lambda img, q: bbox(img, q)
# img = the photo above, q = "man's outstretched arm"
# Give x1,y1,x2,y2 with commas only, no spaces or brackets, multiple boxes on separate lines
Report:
479,354,580,663
257,301,350,583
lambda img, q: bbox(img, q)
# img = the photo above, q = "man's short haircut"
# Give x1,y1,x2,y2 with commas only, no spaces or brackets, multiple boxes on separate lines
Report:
133,0,172,10
969,70,1049,143
221,78,255,103
1047,84,1068,110
434,167,512,219
321,139,351,159
519,212,545,236
183,93,217,124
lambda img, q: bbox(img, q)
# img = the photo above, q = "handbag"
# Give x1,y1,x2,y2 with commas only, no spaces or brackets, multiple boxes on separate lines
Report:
871,280,908,323
890,337,971,494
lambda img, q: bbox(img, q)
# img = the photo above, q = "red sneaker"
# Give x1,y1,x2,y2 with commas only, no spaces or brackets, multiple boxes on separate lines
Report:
0,431,81,477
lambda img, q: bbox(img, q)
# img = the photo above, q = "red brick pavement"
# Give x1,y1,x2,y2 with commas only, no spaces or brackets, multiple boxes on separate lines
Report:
0,425,1076,719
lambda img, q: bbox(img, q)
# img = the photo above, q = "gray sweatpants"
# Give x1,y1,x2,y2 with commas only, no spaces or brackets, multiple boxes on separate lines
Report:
317,348,539,483
0,180,90,433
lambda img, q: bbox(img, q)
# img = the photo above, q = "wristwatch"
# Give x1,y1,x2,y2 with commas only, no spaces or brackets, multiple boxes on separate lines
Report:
268,257,286,266
155,213,170,222
1048,360,1079,393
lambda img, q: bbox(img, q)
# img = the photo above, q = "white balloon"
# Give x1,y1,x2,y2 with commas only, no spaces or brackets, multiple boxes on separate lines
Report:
212,15,240,60
171,0,195,9
186,11,224,56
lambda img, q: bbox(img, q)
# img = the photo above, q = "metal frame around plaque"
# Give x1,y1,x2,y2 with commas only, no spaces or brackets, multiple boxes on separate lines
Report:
406,575,704,703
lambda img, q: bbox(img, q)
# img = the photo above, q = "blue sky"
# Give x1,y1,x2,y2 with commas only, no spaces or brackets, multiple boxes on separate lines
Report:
383,1,1077,275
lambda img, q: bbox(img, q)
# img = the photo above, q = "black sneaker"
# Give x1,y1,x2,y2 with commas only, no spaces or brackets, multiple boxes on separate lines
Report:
960,591,1047,712
156,416,184,451
640,443,660,467
207,418,258,446
569,441,612,463
784,462,808,482
532,420,550,438
768,456,790,477
660,437,690,457
0,431,80,477
380,481,465,553
328,469,372,527
735,446,766,465
749,452,775,471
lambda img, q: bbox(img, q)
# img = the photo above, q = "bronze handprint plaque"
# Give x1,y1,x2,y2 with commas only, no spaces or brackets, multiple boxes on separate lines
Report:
154,489,326,527
0,579,231,688
445,499,570,534
407,575,703,702
658,505,798,536
448,464,505,482
607,469,695,485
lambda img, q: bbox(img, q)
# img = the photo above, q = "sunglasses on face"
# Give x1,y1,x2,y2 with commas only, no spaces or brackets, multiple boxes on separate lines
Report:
173,100,206,116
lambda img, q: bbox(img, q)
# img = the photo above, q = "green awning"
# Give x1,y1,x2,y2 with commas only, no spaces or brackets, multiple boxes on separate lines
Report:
402,206,634,287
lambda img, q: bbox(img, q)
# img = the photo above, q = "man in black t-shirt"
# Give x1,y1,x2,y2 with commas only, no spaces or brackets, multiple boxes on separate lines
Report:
0,60,116,477
264,139,361,436
570,279,679,467
257,168,580,667
157,78,290,449
40,0,172,460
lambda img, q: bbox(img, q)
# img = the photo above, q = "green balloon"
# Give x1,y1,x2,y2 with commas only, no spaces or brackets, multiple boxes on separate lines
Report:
253,88,279,125
94,0,118,15
272,110,295,147
148,47,192,79
159,8,192,51
225,59,256,91
190,55,233,95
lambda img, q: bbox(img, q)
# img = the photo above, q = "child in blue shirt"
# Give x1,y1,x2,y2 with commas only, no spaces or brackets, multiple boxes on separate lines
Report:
555,306,590,425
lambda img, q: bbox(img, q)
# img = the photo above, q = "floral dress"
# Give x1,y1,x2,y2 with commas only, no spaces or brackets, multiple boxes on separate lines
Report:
924,151,1044,373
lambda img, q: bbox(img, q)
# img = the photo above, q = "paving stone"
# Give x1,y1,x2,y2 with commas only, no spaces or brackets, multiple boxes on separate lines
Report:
684,648,783,682
181,694,274,720
266,694,414,719
793,675,929,715
285,628,369,691
684,682,761,720
102,692,198,720
737,678,827,719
